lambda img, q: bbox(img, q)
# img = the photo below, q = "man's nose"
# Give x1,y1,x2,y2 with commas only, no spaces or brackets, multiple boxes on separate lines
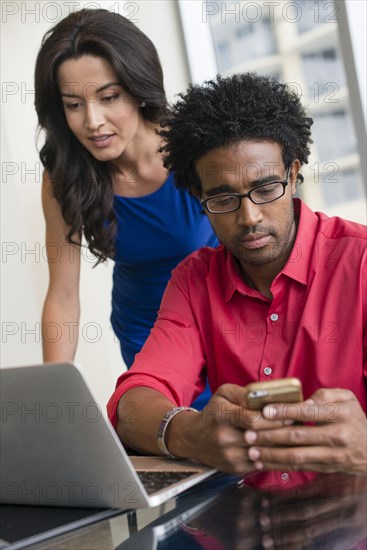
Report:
237,197,263,227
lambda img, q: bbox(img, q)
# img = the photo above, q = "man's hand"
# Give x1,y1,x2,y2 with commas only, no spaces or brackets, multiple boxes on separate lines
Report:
244,388,367,475
166,383,289,474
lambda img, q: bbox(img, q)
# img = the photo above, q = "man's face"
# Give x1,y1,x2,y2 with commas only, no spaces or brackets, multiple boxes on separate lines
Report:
195,141,299,272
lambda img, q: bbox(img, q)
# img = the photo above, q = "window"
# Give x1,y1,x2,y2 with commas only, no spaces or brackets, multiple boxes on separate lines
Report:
179,0,366,222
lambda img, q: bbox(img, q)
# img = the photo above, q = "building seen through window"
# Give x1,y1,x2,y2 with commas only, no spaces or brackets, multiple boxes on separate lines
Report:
179,0,366,222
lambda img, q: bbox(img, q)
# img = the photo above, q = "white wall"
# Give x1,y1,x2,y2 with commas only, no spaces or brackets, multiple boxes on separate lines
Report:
1,1,190,407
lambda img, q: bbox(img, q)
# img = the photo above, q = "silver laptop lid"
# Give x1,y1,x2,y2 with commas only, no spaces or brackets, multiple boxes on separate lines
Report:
1,362,214,509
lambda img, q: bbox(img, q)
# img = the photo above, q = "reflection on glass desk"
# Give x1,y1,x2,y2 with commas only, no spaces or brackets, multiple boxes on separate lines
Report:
1,473,366,549
118,473,367,550
0,474,234,549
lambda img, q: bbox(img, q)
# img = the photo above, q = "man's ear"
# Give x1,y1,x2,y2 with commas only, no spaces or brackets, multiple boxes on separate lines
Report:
290,160,301,195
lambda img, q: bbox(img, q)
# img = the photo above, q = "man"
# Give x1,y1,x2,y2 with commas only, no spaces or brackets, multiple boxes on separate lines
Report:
108,74,366,476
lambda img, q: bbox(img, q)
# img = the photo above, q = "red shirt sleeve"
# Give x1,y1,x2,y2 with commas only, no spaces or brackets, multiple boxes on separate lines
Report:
107,259,207,427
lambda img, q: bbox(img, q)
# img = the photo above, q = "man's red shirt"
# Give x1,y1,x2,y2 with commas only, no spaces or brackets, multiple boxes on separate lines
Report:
108,199,367,425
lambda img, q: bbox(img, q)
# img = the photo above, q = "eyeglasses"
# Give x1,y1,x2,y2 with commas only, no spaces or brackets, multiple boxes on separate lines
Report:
200,167,291,214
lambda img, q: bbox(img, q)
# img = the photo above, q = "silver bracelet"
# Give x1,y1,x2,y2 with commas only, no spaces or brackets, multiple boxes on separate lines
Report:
157,406,198,459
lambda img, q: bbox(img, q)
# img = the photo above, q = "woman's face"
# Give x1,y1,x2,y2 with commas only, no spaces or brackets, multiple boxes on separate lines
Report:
58,54,145,164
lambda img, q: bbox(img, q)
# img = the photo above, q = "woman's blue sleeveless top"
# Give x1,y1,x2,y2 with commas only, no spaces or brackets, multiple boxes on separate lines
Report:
111,173,218,369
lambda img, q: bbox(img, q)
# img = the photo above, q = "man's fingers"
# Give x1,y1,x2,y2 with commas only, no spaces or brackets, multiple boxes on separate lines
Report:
214,383,247,403
247,445,347,472
261,388,357,423
244,424,343,447
204,398,285,431
262,399,340,424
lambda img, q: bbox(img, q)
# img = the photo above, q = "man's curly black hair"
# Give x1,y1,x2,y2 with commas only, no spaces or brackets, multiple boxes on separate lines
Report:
160,73,313,196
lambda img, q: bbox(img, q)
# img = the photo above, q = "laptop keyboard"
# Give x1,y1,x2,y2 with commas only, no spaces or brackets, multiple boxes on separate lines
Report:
137,470,199,495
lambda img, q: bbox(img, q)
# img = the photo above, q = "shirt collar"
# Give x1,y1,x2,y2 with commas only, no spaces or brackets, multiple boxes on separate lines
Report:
224,199,319,302
281,198,318,285
224,250,249,302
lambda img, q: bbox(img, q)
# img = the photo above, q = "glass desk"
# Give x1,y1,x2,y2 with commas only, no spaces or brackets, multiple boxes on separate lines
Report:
1,472,366,549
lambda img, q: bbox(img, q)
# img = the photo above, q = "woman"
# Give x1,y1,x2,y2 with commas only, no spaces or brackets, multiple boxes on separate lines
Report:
35,9,217,408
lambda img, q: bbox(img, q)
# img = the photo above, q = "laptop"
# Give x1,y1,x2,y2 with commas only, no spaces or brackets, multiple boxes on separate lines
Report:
0,362,216,509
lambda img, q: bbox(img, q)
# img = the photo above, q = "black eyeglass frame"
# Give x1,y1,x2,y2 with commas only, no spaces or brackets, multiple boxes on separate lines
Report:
200,166,292,214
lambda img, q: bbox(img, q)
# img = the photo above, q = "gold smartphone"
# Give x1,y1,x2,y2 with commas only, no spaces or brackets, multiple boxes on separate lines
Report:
245,377,303,410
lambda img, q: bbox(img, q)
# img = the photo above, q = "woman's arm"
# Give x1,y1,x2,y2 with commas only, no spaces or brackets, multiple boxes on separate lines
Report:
41,171,81,362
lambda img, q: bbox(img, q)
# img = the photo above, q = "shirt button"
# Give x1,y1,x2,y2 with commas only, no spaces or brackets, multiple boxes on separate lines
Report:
264,367,272,376
270,313,278,321
281,473,289,481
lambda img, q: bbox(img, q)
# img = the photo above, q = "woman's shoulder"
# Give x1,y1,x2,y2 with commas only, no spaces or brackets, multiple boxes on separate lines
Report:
42,169,51,188
41,170,55,205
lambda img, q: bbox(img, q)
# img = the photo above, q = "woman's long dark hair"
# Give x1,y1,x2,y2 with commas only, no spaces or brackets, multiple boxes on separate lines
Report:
35,9,167,262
